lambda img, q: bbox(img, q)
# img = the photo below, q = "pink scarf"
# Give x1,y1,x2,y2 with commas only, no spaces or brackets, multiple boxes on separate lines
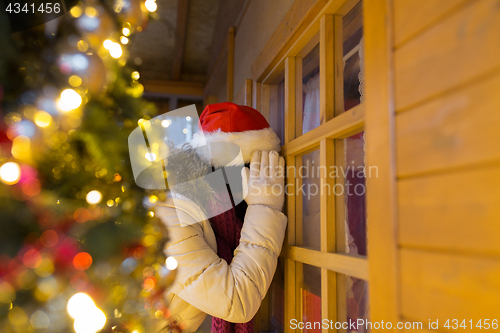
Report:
208,196,253,333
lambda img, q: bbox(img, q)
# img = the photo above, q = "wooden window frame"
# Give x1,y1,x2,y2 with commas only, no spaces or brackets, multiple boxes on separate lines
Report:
249,1,374,332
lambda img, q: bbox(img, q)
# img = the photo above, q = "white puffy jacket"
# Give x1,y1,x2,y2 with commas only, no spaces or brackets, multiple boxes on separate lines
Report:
154,194,287,332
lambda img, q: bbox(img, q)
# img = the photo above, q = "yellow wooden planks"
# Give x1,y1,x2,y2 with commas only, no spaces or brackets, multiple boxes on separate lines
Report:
394,0,471,47
395,0,500,111
396,72,500,177
401,249,500,325
399,164,500,256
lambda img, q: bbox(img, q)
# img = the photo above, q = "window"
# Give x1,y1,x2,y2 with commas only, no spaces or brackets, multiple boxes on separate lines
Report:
255,1,367,332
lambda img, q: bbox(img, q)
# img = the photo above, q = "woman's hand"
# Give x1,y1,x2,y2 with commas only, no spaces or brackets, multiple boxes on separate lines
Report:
241,150,285,211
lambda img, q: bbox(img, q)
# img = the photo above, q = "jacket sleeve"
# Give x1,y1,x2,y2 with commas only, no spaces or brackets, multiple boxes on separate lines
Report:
156,204,287,323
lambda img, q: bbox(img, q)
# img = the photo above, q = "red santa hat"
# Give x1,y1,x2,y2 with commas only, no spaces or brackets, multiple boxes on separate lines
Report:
190,102,281,166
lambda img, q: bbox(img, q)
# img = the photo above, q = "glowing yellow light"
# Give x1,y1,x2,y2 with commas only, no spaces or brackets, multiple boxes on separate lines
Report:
0,162,21,185
131,71,140,80
67,293,95,319
122,28,131,36
166,257,178,270
77,40,89,52
34,257,54,277
57,89,82,112
143,235,155,247
68,293,106,333
34,111,52,127
120,36,129,45
106,199,114,207
8,306,28,326
148,211,155,217
161,119,171,128
0,281,16,303
86,190,102,205
145,0,157,12
145,152,156,162
149,195,158,203
69,75,82,87
126,83,144,97
109,43,122,58
84,6,97,17
70,6,82,17
103,39,113,50
12,135,30,152
73,307,106,333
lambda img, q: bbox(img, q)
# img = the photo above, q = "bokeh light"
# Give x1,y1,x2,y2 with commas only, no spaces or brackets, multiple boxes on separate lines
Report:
74,207,91,223
77,40,89,52
84,6,97,17
86,190,102,204
142,235,155,247
109,43,123,58
40,230,59,247
122,27,131,36
166,257,178,270
69,75,83,87
0,281,15,303
23,249,42,268
67,293,107,332
73,252,93,271
143,277,156,290
70,5,83,17
30,310,50,329
120,36,129,44
57,89,82,112
34,110,52,127
21,178,41,196
145,0,157,12
103,39,113,50
0,162,21,185
131,71,140,80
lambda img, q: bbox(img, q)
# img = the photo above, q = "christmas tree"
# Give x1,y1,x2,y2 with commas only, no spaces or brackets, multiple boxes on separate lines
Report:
0,0,179,332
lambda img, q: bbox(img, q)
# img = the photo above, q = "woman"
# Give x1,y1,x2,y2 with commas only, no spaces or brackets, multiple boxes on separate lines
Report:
154,102,287,333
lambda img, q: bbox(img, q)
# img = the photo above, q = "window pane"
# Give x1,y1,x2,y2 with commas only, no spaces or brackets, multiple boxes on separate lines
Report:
300,150,321,251
301,264,321,332
270,257,285,332
269,79,285,144
340,274,370,333
302,44,320,134
343,3,363,112
344,132,367,256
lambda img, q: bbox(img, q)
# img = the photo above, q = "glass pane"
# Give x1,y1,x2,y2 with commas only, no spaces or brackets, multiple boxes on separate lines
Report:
343,3,363,111
344,132,367,256
270,79,285,144
302,44,320,134
301,264,321,331
270,257,285,332
301,150,321,251
342,274,369,333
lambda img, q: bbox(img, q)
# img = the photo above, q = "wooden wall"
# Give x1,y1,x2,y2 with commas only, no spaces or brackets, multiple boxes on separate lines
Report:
367,0,500,328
